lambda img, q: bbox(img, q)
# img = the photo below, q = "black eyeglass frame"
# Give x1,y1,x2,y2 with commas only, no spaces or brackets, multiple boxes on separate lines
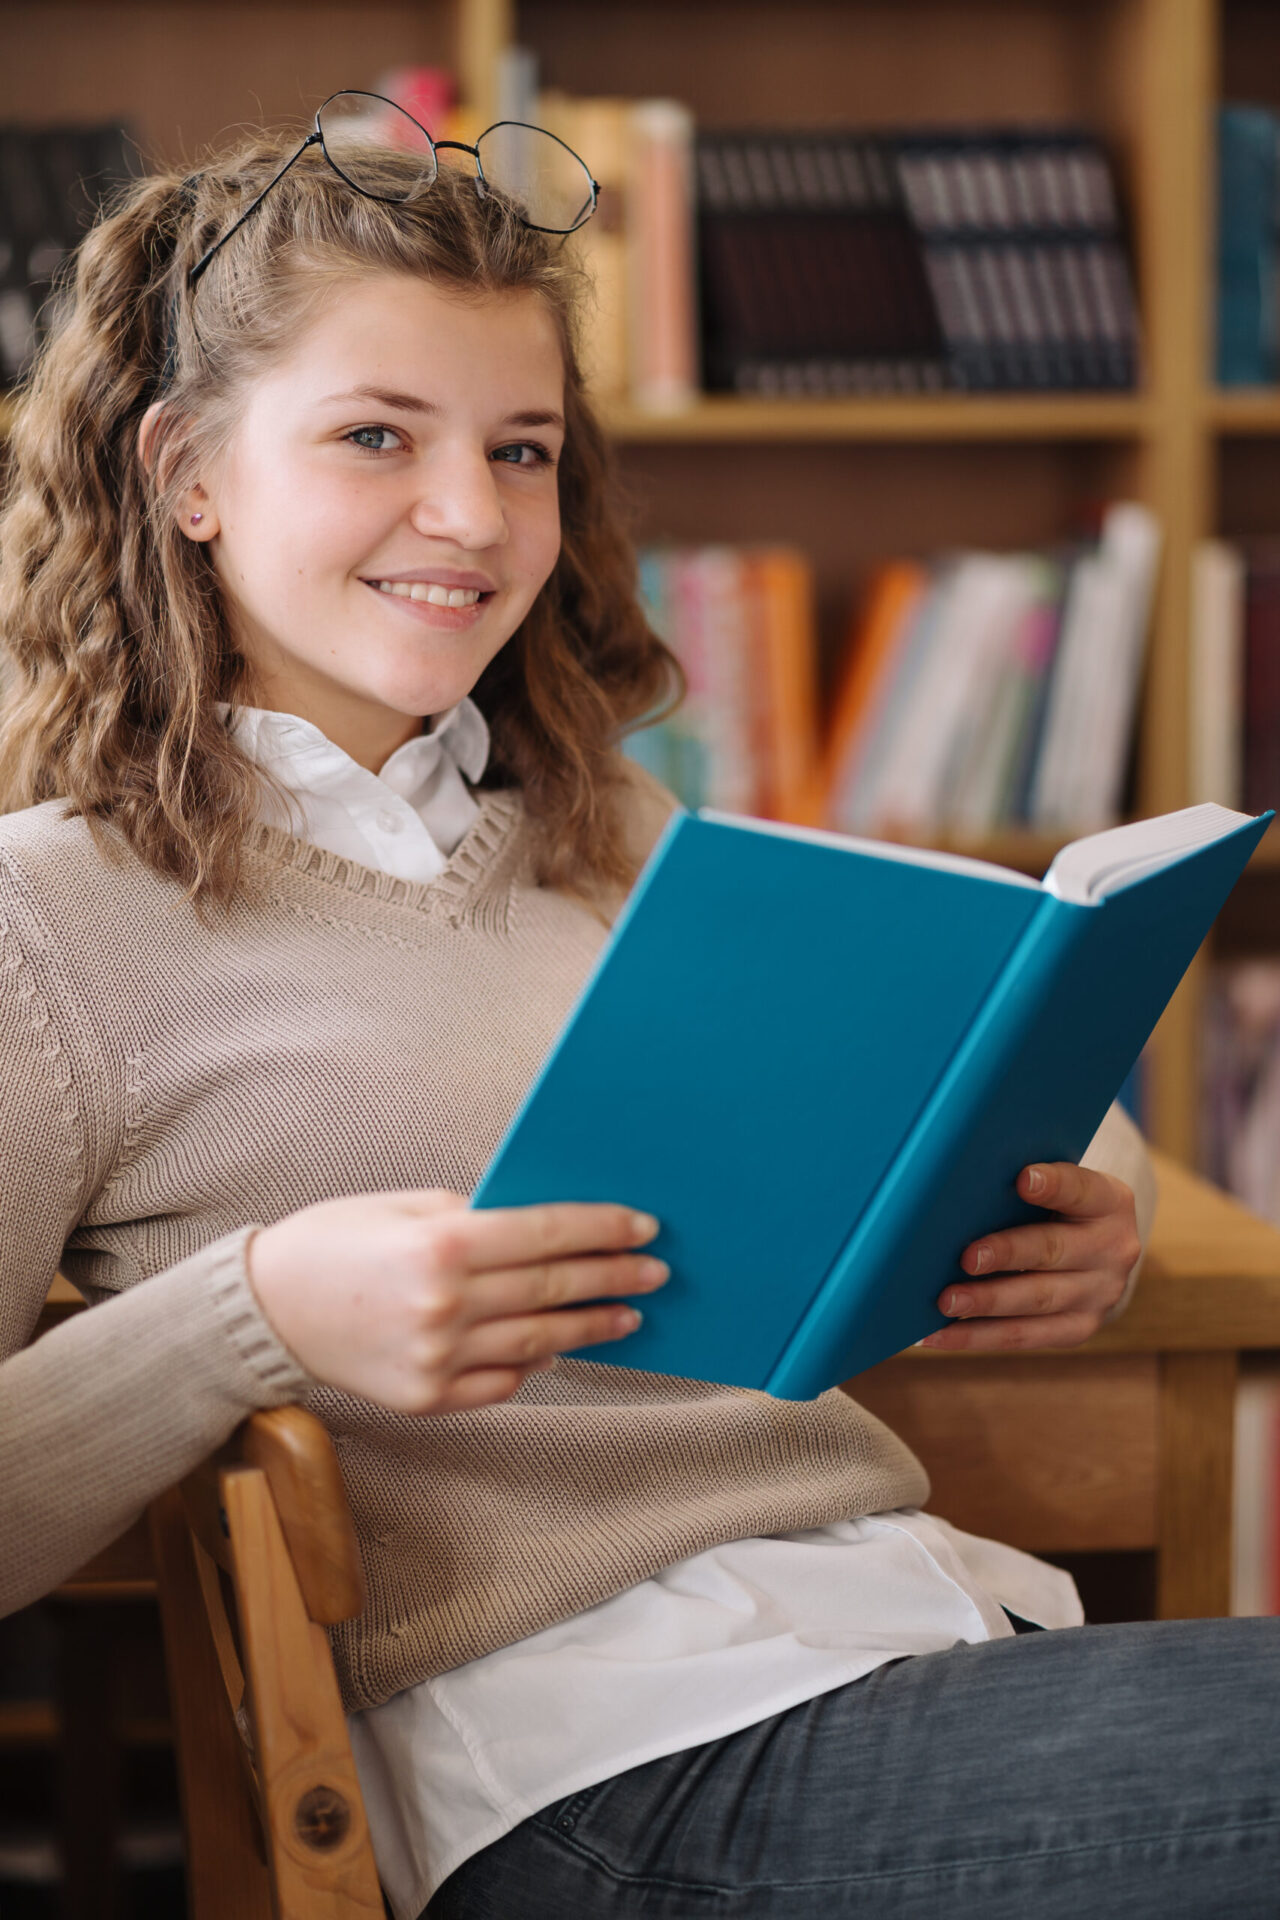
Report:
188,89,600,287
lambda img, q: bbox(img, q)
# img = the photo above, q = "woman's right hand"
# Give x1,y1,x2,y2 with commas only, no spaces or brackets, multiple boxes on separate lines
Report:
245,1190,670,1415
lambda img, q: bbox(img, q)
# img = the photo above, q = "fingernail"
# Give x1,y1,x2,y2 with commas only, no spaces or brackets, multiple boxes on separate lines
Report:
920,1331,948,1348
639,1258,670,1283
969,1245,992,1273
945,1289,973,1316
1026,1168,1045,1195
630,1213,660,1242
620,1308,643,1330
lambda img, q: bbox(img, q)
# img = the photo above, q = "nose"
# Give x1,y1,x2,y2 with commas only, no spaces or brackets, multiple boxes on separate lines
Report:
407,445,508,552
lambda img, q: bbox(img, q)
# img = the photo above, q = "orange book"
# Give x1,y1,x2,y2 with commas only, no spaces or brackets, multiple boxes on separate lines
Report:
742,548,820,823
821,562,928,824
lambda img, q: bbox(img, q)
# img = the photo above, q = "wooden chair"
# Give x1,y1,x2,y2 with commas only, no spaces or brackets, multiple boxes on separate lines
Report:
146,1406,385,1919
29,1146,1280,1913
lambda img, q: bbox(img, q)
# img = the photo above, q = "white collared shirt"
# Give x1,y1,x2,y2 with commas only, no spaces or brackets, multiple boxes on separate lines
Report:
222,696,489,885
231,702,1082,1920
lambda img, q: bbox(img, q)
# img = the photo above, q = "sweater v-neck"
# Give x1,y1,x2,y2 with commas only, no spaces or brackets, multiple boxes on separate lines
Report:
240,785,528,930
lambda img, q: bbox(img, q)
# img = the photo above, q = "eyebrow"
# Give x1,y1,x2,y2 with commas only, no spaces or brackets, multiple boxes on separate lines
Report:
320,385,565,431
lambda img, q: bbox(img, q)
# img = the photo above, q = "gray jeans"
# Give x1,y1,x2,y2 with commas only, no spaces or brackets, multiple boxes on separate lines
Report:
423,1617,1280,1917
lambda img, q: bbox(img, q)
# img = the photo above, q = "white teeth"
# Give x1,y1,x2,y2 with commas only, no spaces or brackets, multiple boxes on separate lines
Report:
373,580,481,607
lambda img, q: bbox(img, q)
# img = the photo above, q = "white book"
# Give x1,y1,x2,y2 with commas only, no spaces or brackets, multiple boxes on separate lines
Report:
1030,502,1162,829
1190,539,1246,808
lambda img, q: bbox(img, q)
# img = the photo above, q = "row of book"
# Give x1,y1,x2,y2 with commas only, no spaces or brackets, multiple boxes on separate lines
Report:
697,127,1141,397
624,545,817,819
549,106,1143,403
819,502,1161,838
0,123,135,384
0,90,1142,407
623,503,1160,839
1191,539,1280,816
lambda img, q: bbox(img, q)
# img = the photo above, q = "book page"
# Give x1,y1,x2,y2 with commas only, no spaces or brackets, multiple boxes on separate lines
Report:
1045,802,1257,905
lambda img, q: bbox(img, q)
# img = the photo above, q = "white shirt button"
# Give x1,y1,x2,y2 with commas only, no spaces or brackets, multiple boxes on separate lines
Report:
375,809,404,835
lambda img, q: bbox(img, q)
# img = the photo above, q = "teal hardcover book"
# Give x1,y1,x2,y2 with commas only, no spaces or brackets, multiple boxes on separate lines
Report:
471,803,1272,1398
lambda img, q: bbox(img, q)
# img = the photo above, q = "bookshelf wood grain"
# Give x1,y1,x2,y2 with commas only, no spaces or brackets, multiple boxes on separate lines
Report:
1205,388,1280,433
601,395,1157,444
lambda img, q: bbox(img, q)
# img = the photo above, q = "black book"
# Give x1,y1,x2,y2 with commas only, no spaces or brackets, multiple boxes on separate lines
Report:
695,129,947,396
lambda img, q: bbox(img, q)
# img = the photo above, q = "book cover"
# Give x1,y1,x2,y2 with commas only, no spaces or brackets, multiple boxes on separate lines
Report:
473,804,1271,1399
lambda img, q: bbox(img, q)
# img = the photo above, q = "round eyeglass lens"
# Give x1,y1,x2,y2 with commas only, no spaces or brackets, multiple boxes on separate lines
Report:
317,92,437,203
475,122,596,232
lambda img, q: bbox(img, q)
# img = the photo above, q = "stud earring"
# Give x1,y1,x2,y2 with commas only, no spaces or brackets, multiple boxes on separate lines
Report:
190,513,203,525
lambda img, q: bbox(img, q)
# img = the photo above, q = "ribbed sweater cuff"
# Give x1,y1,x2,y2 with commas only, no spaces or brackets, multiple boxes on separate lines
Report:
203,1224,315,1401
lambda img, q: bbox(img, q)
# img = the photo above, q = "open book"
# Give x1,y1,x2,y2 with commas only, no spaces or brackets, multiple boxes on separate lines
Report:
472,803,1273,1398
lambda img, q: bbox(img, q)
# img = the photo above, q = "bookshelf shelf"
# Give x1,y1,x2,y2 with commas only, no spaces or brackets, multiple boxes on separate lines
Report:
601,395,1156,445
1204,388,1280,434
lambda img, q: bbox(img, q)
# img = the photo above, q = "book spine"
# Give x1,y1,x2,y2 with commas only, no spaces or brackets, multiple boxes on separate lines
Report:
628,100,699,411
1217,105,1280,387
1190,539,1246,808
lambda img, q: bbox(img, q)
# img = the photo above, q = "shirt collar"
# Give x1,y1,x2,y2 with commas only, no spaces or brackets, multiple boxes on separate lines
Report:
217,695,491,788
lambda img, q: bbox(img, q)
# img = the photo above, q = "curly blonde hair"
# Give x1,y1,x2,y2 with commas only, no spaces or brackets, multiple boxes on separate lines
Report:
0,130,681,907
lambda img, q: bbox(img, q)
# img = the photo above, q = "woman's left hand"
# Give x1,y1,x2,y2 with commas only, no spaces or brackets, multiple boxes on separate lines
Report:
921,1161,1143,1353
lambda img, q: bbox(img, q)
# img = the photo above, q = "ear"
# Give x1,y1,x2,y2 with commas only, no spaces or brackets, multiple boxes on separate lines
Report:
137,400,220,543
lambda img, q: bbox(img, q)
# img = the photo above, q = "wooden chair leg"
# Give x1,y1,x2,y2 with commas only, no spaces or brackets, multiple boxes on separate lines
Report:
220,1465,384,1919
149,1488,274,1920
1156,1351,1238,1619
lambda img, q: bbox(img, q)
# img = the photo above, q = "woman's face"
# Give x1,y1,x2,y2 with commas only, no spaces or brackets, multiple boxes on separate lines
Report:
191,273,566,770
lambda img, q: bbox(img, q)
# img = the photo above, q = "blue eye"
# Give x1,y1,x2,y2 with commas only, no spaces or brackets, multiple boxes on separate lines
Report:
491,441,555,467
345,425,404,453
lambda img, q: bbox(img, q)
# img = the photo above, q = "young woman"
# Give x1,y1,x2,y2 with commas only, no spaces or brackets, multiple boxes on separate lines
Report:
1,108,1275,1920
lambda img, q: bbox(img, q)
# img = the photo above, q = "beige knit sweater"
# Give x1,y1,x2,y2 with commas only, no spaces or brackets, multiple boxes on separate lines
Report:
0,763,1151,1711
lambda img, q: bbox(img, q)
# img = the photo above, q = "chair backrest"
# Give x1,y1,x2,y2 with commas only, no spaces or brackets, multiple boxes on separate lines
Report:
148,1406,385,1919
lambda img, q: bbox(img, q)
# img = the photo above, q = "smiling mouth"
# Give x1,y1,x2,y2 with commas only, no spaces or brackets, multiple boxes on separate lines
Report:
365,579,495,608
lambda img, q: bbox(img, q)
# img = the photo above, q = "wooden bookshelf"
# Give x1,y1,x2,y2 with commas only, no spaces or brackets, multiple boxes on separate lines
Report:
1203,388,1280,432
0,0,1275,1167
601,395,1157,445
